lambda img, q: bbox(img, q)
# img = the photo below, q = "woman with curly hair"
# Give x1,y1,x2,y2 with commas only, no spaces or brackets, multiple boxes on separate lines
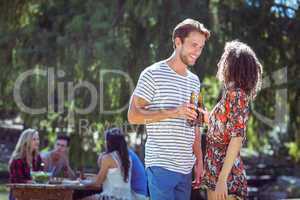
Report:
199,40,263,200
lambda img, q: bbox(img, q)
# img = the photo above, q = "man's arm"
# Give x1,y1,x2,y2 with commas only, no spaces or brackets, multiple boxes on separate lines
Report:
61,152,76,179
128,95,197,124
192,127,203,189
65,163,76,179
193,127,202,161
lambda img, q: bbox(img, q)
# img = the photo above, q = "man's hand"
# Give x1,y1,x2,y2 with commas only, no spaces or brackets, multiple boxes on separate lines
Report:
192,159,204,189
176,103,198,120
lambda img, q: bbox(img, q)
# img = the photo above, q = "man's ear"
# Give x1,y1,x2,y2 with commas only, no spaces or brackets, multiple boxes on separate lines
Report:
174,37,182,49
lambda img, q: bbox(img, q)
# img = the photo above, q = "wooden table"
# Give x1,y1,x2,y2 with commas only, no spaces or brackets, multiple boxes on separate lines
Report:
7,183,101,200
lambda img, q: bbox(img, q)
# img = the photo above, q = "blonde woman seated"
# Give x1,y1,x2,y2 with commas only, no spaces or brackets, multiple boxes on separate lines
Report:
81,128,132,200
8,129,43,200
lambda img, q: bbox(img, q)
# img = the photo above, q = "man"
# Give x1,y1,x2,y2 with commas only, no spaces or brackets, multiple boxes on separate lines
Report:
128,18,210,200
41,135,76,179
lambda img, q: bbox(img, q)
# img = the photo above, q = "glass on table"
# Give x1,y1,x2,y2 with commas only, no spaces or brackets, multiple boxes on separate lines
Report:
49,176,64,184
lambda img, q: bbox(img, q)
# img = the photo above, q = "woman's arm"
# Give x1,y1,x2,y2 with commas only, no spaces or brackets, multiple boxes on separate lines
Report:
81,154,111,187
214,137,243,200
219,137,243,181
97,153,105,169
214,89,248,200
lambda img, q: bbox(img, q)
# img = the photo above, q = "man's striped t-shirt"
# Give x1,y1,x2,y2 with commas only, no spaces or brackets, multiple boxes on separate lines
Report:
133,60,201,174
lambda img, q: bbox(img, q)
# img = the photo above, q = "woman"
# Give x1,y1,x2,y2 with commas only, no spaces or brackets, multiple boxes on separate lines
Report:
8,128,43,200
200,41,263,200
81,128,132,200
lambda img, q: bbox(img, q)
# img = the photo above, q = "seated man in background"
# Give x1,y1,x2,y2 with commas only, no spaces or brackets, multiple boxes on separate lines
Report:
41,135,76,179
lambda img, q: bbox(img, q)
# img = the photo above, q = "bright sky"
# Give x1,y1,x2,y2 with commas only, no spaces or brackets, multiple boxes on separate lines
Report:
272,0,299,17
246,0,299,18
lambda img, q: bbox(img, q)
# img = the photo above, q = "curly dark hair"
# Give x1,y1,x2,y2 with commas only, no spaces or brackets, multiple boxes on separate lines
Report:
104,128,130,182
216,40,263,99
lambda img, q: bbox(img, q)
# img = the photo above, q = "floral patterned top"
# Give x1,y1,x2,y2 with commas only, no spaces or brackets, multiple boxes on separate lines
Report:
202,88,249,199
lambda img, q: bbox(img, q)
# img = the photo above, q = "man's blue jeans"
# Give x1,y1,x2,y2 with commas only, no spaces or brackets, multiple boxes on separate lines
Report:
146,166,192,200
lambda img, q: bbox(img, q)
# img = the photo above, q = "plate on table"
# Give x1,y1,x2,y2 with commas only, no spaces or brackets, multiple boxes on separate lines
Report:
49,177,64,184
62,179,80,185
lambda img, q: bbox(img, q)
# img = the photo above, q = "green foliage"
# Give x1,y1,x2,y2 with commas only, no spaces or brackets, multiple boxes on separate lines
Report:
201,76,221,111
0,0,299,168
246,116,262,151
0,184,8,193
285,142,300,163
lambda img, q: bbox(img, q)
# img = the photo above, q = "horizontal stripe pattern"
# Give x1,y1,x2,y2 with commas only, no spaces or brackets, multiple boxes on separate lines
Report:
133,60,200,174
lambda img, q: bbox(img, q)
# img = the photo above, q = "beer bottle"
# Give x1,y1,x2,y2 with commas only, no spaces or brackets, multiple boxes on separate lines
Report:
187,92,196,126
197,92,204,126
79,166,85,180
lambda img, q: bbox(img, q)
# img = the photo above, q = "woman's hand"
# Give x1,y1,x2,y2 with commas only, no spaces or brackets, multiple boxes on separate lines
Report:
198,107,210,124
213,179,228,200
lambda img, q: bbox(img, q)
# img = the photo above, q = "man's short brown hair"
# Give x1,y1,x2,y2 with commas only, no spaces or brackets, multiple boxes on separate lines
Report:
57,134,71,146
172,18,210,48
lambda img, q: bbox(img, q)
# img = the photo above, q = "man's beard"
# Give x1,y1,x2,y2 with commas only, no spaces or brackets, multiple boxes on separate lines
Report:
179,51,194,67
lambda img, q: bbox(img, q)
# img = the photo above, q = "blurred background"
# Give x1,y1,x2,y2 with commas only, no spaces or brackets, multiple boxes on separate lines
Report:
0,0,299,199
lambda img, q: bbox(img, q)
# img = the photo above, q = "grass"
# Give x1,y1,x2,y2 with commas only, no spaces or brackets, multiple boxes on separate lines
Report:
0,184,8,199
0,162,9,199
0,163,7,171
0,192,8,199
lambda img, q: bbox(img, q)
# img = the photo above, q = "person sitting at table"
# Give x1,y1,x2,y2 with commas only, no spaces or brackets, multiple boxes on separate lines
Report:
81,127,132,200
41,134,76,179
97,148,148,200
8,128,43,200
128,148,148,200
